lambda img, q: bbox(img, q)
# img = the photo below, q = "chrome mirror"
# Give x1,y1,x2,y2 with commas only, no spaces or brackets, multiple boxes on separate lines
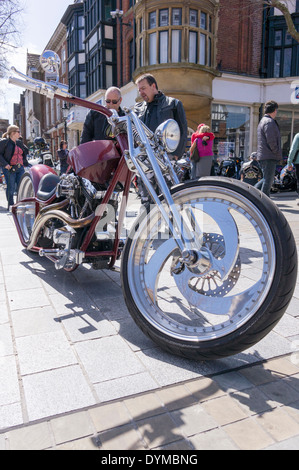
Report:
155,119,180,153
40,50,60,82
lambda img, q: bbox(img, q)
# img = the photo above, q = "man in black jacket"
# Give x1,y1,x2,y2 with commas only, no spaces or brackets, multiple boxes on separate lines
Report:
80,87,125,144
134,74,188,159
0,125,29,209
255,100,282,197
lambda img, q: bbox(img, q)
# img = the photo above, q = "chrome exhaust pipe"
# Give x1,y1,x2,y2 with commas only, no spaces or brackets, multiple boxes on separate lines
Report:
27,208,95,251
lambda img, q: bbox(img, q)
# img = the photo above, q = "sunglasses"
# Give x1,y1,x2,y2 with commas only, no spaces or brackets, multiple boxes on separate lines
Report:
105,99,120,104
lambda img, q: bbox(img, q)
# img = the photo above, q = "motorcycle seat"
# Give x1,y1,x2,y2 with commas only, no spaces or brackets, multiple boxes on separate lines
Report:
37,173,60,201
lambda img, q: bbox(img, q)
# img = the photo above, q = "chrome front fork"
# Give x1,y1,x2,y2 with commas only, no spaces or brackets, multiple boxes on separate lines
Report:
122,111,212,275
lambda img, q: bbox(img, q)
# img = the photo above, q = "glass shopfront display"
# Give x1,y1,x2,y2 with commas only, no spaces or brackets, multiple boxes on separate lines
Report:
211,104,250,162
276,110,292,161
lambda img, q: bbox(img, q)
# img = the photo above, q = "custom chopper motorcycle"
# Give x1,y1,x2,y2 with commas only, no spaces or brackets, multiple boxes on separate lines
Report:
8,51,297,360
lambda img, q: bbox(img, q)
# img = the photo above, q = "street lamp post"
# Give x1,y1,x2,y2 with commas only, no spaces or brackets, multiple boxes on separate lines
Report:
61,103,70,143
110,9,131,88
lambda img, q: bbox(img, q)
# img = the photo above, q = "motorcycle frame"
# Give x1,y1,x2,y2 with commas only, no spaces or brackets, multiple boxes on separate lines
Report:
12,95,134,269
10,71,206,272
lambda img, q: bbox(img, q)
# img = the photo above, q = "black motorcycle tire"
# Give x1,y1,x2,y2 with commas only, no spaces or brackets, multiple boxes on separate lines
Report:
121,178,297,360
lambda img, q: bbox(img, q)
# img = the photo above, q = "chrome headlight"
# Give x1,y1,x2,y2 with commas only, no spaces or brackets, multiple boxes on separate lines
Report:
155,119,180,153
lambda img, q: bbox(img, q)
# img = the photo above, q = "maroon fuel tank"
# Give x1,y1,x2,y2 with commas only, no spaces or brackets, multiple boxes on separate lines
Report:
68,140,122,184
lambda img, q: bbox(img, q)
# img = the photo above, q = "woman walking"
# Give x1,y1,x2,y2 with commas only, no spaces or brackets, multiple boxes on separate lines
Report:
0,125,29,210
190,124,215,178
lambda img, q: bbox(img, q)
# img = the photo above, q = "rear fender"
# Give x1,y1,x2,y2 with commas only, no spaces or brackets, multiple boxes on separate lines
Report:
27,164,57,195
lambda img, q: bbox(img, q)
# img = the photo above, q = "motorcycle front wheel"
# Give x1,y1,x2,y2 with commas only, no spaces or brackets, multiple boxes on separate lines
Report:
121,178,297,360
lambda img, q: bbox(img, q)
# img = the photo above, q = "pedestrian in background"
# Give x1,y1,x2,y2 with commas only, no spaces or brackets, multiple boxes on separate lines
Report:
134,73,188,209
80,87,125,144
0,125,29,209
57,140,69,175
134,73,188,159
287,132,299,204
190,124,215,178
255,100,282,197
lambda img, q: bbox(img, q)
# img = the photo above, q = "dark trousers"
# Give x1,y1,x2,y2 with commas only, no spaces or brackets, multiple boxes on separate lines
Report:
255,159,277,197
2,166,25,206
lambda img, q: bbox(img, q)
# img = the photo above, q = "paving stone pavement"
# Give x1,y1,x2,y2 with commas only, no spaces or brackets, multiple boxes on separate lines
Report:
0,185,299,450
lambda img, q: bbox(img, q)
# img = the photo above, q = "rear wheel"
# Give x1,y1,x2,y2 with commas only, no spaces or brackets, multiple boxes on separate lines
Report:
121,178,297,360
16,172,36,245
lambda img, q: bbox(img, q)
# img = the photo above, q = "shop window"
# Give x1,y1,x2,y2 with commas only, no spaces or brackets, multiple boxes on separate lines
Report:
276,110,292,160
294,113,299,136
212,104,250,161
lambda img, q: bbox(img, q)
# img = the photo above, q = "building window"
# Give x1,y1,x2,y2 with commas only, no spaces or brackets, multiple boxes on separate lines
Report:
266,13,299,78
200,33,206,65
149,32,157,65
172,8,182,26
149,11,156,29
200,12,207,30
159,31,168,63
190,9,198,27
189,31,197,63
171,30,181,62
159,9,169,27
129,39,134,79
137,6,214,69
139,37,144,67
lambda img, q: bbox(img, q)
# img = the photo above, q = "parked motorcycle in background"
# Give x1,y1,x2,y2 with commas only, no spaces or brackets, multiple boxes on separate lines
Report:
28,137,54,167
217,154,242,179
7,50,297,360
271,164,297,193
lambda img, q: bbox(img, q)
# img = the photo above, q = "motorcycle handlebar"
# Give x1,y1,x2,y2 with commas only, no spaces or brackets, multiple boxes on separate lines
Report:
8,76,57,98
9,68,113,118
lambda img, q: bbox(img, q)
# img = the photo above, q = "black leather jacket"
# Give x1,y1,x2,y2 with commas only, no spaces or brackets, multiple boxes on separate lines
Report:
80,108,125,144
134,92,188,157
0,138,29,168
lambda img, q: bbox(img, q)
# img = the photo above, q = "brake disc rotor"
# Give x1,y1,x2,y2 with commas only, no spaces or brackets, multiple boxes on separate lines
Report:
172,233,241,297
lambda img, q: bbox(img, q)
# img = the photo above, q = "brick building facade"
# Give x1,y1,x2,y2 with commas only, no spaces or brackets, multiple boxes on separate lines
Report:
216,0,263,77
14,0,299,160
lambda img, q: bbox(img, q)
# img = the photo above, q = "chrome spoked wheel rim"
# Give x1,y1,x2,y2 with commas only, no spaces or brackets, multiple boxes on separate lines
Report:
126,185,276,343
16,175,36,244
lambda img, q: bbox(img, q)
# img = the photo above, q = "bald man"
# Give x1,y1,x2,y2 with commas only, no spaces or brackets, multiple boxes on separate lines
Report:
80,87,125,143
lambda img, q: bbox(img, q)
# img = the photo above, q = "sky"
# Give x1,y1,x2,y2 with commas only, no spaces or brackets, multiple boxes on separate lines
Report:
0,0,72,124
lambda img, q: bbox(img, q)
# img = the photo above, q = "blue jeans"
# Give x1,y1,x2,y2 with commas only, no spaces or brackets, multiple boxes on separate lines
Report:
254,159,277,197
2,166,25,206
